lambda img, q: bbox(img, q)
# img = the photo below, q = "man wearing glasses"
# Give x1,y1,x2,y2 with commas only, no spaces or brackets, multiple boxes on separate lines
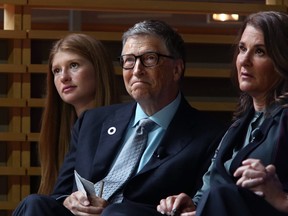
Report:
13,20,224,216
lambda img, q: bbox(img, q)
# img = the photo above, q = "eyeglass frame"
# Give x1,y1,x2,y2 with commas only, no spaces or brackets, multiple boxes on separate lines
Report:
118,52,175,70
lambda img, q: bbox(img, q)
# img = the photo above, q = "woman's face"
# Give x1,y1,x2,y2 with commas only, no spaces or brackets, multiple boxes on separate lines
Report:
52,51,96,115
236,25,280,100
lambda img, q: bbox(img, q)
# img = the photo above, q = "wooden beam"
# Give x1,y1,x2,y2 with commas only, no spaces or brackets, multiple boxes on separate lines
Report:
27,1,287,14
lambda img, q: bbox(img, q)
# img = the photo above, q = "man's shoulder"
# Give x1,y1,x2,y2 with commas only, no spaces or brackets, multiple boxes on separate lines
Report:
85,102,135,116
178,97,221,124
75,102,135,129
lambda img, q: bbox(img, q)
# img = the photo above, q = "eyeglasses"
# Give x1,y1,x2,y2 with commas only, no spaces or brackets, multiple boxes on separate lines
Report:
119,52,174,70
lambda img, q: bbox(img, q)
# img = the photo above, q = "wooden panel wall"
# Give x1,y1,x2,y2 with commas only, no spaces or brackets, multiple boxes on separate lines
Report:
0,1,287,215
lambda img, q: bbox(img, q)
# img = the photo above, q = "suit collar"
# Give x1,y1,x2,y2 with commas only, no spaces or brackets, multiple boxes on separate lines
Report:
90,102,136,181
90,98,190,180
134,92,181,129
229,106,283,174
136,97,201,174
215,105,283,180
229,116,274,175
214,109,254,182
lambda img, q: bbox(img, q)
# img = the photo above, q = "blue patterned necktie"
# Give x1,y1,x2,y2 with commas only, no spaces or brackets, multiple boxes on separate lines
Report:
94,118,155,202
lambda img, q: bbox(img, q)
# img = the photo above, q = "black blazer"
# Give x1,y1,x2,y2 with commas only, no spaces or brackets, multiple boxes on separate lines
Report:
51,96,224,206
211,105,288,191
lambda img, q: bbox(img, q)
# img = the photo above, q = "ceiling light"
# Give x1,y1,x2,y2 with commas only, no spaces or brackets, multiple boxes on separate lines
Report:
212,13,239,22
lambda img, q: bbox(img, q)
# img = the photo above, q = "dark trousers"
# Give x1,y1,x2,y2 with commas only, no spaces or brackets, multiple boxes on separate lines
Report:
12,194,74,216
101,201,163,216
13,194,163,216
196,184,288,216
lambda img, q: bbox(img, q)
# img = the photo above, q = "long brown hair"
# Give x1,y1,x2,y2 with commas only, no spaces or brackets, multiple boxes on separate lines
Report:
38,33,119,194
231,11,288,120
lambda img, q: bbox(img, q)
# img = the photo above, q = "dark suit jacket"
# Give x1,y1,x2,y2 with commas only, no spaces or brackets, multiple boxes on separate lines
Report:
210,105,288,191
51,96,224,206
192,105,288,216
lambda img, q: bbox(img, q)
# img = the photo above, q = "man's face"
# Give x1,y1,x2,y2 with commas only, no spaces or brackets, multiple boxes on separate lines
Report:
121,35,183,111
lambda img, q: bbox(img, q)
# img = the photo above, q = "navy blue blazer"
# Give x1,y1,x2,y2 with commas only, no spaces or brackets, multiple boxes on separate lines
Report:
210,105,288,191
51,96,224,206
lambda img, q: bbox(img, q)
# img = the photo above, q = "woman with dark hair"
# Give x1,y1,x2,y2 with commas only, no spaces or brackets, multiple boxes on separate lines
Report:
157,11,288,216
38,33,119,195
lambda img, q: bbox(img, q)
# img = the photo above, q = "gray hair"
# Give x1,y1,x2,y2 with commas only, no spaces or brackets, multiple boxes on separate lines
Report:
122,20,186,68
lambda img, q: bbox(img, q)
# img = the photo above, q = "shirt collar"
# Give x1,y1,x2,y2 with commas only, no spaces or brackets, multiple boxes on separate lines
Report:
133,92,181,129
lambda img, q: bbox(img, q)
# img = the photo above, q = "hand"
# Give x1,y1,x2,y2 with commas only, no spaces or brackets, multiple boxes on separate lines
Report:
234,159,267,194
234,159,288,213
157,193,196,216
63,191,108,215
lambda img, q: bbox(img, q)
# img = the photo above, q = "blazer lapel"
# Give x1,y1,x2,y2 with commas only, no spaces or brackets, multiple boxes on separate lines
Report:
229,106,282,174
90,103,136,182
214,110,254,182
139,126,189,173
137,97,200,173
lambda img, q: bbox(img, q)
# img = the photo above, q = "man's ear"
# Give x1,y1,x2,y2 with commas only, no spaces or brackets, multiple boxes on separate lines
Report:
173,59,184,81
